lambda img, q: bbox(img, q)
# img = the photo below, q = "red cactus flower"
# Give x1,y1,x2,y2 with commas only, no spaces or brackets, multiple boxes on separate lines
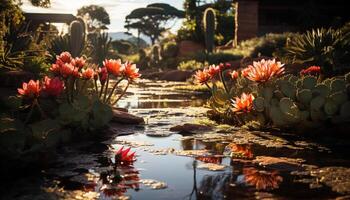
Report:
300,66,321,76
56,51,72,63
244,59,284,83
230,70,239,80
115,146,136,165
42,76,64,97
98,67,108,84
123,62,141,81
194,69,211,84
231,93,255,113
241,67,251,78
71,57,86,69
243,167,283,190
18,80,41,98
219,62,231,70
59,63,75,78
103,59,123,77
81,68,95,80
208,64,220,78
50,63,61,75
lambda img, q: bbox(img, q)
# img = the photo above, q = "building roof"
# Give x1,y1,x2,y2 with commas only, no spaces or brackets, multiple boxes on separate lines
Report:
24,13,76,23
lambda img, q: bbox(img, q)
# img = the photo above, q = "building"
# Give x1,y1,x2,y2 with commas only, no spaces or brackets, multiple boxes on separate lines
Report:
234,0,350,43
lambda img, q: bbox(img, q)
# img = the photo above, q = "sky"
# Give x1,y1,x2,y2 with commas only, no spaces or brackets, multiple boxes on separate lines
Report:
21,0,185,34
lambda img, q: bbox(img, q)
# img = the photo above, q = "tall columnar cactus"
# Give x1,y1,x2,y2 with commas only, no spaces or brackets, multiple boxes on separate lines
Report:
203,8,216,53
69,20,86,57
151,45,160,64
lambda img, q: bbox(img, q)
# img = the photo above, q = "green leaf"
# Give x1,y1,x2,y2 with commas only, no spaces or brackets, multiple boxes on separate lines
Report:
2,96,22,110
30,119,60,140
90,101,113,130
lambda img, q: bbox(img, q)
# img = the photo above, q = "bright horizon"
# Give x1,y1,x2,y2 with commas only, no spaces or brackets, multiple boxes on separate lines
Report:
21,0,185,34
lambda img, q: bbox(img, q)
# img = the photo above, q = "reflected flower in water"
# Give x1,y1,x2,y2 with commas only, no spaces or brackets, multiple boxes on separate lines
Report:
227,143,253,159
243,167,283,190
100,186,126,197
115,146,136,166
86,164,140,198
196,156,223,164
99,168,140,197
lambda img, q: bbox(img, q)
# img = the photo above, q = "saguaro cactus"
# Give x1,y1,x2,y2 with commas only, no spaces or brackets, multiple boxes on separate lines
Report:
69,19,86,57
203,8,216,53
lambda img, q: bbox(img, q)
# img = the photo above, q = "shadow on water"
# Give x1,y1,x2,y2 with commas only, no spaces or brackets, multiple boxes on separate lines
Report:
2,80,350,199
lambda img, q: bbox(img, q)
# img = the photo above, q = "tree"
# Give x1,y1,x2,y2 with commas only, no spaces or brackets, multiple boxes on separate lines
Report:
77,5,110,32
125,3,184,45
28,0,50,7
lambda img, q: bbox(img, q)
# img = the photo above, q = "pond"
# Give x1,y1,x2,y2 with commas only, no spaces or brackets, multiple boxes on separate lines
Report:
2,79,350,199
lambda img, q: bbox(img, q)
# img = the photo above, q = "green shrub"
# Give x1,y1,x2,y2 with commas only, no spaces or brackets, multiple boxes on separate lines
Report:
189,51,242,64
137,49,149,69
284,28,350,76
87,32,112,66
111,40,134,55
177,19,203,42
23,56,49,75
178,60,208,71
162,41,178,58
250,33,296,58
150,45,160,66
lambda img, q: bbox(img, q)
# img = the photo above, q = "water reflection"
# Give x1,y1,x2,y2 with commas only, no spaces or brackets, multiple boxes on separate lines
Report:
181,138,226,155
196,156,223,164
226,143,254,159
81,154,140,199
243,167,283,190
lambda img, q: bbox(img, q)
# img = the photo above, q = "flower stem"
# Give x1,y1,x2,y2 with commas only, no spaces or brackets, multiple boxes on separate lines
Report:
106,78,124,104
94,79,99,96
204,82,212,91
65,78,71,104
70,78,75,101
220,70,230,96
34,99,46,118
99,83,105,98
103,75,110,103
24,103,35,124
78,80,88,96
112,81,130,105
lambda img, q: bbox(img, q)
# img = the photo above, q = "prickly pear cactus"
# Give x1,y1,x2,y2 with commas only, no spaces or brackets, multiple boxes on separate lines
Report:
251,72,350,130
253,97,265,112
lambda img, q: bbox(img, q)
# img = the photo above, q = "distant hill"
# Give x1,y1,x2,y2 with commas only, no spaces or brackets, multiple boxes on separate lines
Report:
108,32,151,46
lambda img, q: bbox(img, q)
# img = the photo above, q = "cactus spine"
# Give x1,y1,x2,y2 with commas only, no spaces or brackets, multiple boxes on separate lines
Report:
203,8,216,53
69,19,86,57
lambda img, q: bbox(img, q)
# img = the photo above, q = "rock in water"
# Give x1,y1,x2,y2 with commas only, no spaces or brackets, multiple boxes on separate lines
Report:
111,110,144,124
170,123,212,135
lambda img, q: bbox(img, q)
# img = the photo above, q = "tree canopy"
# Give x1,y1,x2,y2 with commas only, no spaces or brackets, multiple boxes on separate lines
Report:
77,5,110,32
125,3,185,45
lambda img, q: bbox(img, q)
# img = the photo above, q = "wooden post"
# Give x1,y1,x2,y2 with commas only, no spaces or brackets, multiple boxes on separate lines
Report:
234,0,259,47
